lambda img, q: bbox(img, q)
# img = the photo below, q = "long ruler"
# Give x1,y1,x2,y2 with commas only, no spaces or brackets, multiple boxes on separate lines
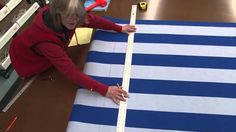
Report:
116,5,137,132
2,75,37,112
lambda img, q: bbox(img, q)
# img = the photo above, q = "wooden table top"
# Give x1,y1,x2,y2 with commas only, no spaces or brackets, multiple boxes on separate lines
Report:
0,0,235,131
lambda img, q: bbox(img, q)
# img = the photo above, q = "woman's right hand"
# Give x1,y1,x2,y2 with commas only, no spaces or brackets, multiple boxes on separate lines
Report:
105,85,129,105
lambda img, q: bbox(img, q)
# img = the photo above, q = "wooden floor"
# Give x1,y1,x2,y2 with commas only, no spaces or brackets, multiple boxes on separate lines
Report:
0,0,235,131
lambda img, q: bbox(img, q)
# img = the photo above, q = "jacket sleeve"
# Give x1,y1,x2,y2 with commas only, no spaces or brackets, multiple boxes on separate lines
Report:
82,14,122,32
36,43,109,96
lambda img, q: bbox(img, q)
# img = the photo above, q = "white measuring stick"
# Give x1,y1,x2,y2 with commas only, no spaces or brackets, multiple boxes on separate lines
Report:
2,75,37,112
116,5,137,132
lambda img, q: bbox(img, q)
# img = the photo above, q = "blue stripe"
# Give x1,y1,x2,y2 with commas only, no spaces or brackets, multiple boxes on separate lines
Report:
132,54,236,69
70,104,118,126
70,104,236,131
103,16,236,27
87,51,236,69
94,31,236,46
87,51,125,64
94,31,128,42
134,34,236,46
88,76,236,98
135,34,236,46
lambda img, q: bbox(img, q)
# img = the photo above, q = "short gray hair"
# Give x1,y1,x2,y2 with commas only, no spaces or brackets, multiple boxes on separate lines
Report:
49,0,86,30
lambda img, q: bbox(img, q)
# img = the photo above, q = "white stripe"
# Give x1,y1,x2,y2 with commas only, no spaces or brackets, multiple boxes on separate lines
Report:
117,24,236,37
67,121,189,132
74,89,236,116
73,88,118,108
90,40,236,58
67,121,114,132
84,62,236,84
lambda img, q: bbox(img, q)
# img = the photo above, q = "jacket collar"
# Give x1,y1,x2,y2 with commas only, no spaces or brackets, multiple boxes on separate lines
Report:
33,6,66,37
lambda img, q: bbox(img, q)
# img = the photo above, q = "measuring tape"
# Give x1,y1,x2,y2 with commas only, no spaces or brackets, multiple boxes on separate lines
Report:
116,5,137,132
138,2,148,11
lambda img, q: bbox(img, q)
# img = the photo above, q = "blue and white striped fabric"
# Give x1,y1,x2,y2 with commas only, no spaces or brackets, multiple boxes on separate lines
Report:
67,17,236,132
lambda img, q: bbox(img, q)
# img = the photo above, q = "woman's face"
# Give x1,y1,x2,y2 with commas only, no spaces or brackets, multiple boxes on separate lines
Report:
60,13,79,30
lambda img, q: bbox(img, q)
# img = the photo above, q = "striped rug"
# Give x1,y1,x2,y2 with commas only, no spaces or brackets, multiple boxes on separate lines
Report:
67,17,236,132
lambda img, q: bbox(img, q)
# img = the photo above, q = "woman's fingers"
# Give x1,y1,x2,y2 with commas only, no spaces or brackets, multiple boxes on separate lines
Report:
112,97,120,105
115,89,128,103
107,85,130,105
122,91,129,98
122,25,136,34
127,25,136,32
116,93,126,101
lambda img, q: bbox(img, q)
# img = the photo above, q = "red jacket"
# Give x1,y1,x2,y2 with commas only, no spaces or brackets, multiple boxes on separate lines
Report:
9,6,122,96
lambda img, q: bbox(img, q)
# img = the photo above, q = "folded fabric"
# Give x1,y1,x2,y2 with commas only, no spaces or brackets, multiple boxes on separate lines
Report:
69,27,93,46
67,17,236,132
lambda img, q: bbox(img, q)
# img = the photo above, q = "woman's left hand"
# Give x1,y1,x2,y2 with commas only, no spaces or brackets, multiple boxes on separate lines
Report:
122,24,136,34
106,85,129,105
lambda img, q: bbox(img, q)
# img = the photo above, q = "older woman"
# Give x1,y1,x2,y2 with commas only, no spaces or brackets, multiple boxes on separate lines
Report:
9,0,136,104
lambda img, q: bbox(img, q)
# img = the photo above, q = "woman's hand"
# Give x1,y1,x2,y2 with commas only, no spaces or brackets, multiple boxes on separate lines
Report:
106,85,129,104
122,24,136,34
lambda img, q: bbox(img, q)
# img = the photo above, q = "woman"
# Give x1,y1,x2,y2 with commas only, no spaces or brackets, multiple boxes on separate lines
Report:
9,0,136,104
